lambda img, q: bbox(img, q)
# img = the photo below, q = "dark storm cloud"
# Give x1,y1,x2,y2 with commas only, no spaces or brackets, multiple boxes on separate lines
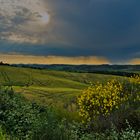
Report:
0,0,140,63
45,0,140,62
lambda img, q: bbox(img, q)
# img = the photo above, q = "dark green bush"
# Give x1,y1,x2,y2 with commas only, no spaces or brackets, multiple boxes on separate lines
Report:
0,87,47,139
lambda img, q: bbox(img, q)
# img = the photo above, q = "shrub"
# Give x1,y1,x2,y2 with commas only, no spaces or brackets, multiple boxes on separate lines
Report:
0,87,47,139
0,126,9,140
77,76,140,130
78,80,124,123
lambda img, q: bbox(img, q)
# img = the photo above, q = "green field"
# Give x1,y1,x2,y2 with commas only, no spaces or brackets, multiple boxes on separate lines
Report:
0,65,139,139
0,65,124,118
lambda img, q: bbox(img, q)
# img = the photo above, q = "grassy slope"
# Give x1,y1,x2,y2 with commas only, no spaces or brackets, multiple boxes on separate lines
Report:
0,65,123,120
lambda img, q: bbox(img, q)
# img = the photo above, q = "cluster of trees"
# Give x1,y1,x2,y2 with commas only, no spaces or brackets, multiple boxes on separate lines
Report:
0,61,9,66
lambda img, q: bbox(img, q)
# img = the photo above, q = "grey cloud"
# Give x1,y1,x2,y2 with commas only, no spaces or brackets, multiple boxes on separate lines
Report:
0,0,49,43
45,0,140,62
0,0,140,63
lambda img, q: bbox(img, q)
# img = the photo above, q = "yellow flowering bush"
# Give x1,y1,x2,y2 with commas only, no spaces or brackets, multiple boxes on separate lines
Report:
78,76,140,124
129,75,140,85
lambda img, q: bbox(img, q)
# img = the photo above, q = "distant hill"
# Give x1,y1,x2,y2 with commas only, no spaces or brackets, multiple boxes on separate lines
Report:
11,64,140,77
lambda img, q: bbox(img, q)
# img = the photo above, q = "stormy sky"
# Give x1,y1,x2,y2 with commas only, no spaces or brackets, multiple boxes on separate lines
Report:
0,0,140,64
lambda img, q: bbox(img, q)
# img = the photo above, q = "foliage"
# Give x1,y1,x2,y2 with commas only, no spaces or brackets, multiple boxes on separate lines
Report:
0,87,47,139
0,85,139,139
78,80,124,122
0,88,80,140
32,118,140,140
78,76,140,130
0,126,9,140
0,87,82,140
84,122,140,140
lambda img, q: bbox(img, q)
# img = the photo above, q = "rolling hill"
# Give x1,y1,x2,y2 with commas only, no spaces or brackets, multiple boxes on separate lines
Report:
0,65,126,119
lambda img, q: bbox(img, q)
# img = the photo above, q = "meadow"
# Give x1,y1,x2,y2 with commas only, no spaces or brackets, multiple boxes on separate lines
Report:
0,66,121,118
0,65,139,139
